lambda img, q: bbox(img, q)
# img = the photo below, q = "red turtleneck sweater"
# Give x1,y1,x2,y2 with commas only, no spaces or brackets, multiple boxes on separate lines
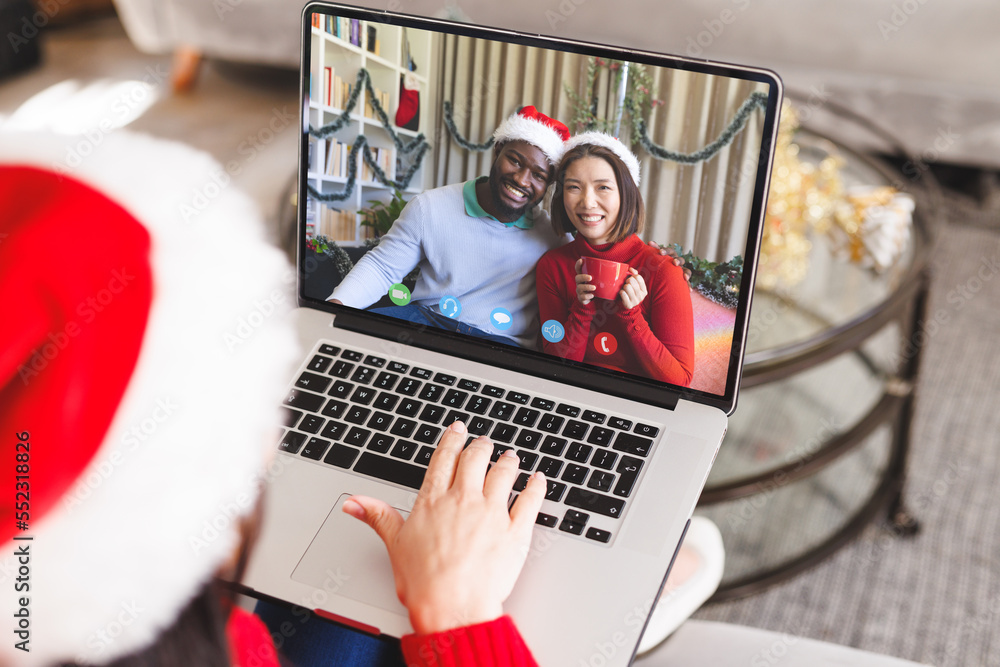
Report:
536,234,694,386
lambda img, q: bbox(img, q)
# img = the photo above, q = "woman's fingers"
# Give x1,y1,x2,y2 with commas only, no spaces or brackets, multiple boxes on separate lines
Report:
420,421,468,500
452,435,493,493
483,448,521,501
343,495,405,548
509,471,546,534
575,272,593,285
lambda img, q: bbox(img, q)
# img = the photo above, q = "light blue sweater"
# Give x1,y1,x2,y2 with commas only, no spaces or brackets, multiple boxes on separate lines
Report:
330,181,565,348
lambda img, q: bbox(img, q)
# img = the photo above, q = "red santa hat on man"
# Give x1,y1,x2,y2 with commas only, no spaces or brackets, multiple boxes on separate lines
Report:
0,127,297,665
492,105,570,166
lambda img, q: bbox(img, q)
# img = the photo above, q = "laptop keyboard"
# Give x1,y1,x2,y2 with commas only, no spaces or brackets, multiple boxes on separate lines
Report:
278,342,661,546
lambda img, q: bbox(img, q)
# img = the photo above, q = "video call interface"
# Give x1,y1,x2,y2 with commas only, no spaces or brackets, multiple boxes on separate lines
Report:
303,10,775,399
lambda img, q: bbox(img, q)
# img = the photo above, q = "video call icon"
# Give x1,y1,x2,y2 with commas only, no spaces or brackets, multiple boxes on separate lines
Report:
388,283,411,306
439,295,462,318
541,320,565,343
490,307,513,331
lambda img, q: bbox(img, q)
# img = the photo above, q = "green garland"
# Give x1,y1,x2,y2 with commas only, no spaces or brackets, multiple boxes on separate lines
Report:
668,244,743,309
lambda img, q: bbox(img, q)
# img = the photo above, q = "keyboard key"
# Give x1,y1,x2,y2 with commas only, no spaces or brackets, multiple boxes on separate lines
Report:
414,424,442,444
374,372,399,390
419,405,445,424
329,360,354,378
538,457,563,478
482,384,506,398
442,389,468,409
350,386,377,405
350,366,376,384
514,472,531,491
344,427,370,447
609,417,633,431
588,470,615,492
562,464,588,485
491,443,513,462
353,453,425,490
458,379,480,392
468,416,494,436
318,344,341,356
536,512,558,527
433,372,456,386
321,421,346,441
612,432,654,457
466,396,492,415
278,430,306,454
566,442,593,463
307,354,333,373
386,361,407,374
514,430,542,450
323,443,358,469
513,407,540,428
613,456,643,498
581,410,606,424
419,384,445,402
565,487,625,518
391,440,418,461
367,434,394,453
397,378,422,396
491,423,517,443
321,399,347,420
374,392,399,411
563,420,588,439
328,380,353,399
367,411,393,431
489,401,517,421
280,407,302,428
390,419,417,438
556,403,581,417
443,410,469,426
506,391,530,404
540,436,567,457
301,437,330,460
341,350,363,362
531,397,555,411
634,423,659,437
559,509,589,535
415,445,435,466
586,527,612,543
538,414,564,433
299,414,325,434
544,480,567,502
591,449,618,470
410,366,432,379
587,427,614,447
363,355,386,368
396,398,421,417
516,450,538,470
284,390,325,413
344,406,371,424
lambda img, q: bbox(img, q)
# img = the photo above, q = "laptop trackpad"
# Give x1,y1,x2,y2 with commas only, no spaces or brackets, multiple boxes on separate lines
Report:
291,494,409,615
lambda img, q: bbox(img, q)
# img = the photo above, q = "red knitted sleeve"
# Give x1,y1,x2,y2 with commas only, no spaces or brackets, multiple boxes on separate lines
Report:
536,249,595,360
400,616,538,667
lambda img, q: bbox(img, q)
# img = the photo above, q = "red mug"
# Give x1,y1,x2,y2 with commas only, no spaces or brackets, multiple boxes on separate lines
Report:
580,257,629,300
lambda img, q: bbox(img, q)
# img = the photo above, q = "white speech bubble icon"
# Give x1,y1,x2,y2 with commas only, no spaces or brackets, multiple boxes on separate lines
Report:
493,312,511,324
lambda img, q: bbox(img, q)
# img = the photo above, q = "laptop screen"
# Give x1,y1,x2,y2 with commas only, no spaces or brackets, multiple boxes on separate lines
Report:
298,3,781,413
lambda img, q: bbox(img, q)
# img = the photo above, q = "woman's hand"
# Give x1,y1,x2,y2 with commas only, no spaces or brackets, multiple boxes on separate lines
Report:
618,268,648,310
342,421,547,635
574,258,597,306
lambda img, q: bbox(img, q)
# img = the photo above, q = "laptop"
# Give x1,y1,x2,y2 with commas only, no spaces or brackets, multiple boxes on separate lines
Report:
238,3,781,664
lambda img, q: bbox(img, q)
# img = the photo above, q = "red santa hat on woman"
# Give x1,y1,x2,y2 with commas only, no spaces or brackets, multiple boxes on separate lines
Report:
492,105,570,166
563,131,642,186
0,126,297,665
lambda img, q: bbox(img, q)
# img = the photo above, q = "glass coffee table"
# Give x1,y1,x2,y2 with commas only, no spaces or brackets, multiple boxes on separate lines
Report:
696,123,936,601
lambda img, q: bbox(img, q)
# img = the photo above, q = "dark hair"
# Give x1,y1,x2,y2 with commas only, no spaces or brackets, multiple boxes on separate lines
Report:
551,143,644,244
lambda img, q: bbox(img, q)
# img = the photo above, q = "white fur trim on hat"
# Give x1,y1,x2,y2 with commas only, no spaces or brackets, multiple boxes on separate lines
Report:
0,128,298,666
492,112,567,166
564,131,642,186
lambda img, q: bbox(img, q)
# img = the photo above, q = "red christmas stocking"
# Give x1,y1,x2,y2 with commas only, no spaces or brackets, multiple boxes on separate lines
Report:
395,72,420,131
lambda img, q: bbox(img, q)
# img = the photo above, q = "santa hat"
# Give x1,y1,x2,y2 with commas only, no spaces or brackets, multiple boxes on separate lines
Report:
563,131,642,186
0,127,297,665
492,105,570,166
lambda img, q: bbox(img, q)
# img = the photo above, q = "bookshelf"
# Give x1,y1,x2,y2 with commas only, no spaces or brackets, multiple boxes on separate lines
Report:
306,15,434,245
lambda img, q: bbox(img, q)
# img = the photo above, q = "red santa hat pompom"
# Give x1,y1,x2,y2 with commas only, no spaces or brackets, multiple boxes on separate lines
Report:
492,105,570,166
0,127,297,666
563,131,642,186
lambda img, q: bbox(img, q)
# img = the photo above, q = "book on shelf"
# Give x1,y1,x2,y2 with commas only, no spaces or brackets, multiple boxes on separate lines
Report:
317,204,357,241
366,25,378,55
323,67,333,106
360,146,392,183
